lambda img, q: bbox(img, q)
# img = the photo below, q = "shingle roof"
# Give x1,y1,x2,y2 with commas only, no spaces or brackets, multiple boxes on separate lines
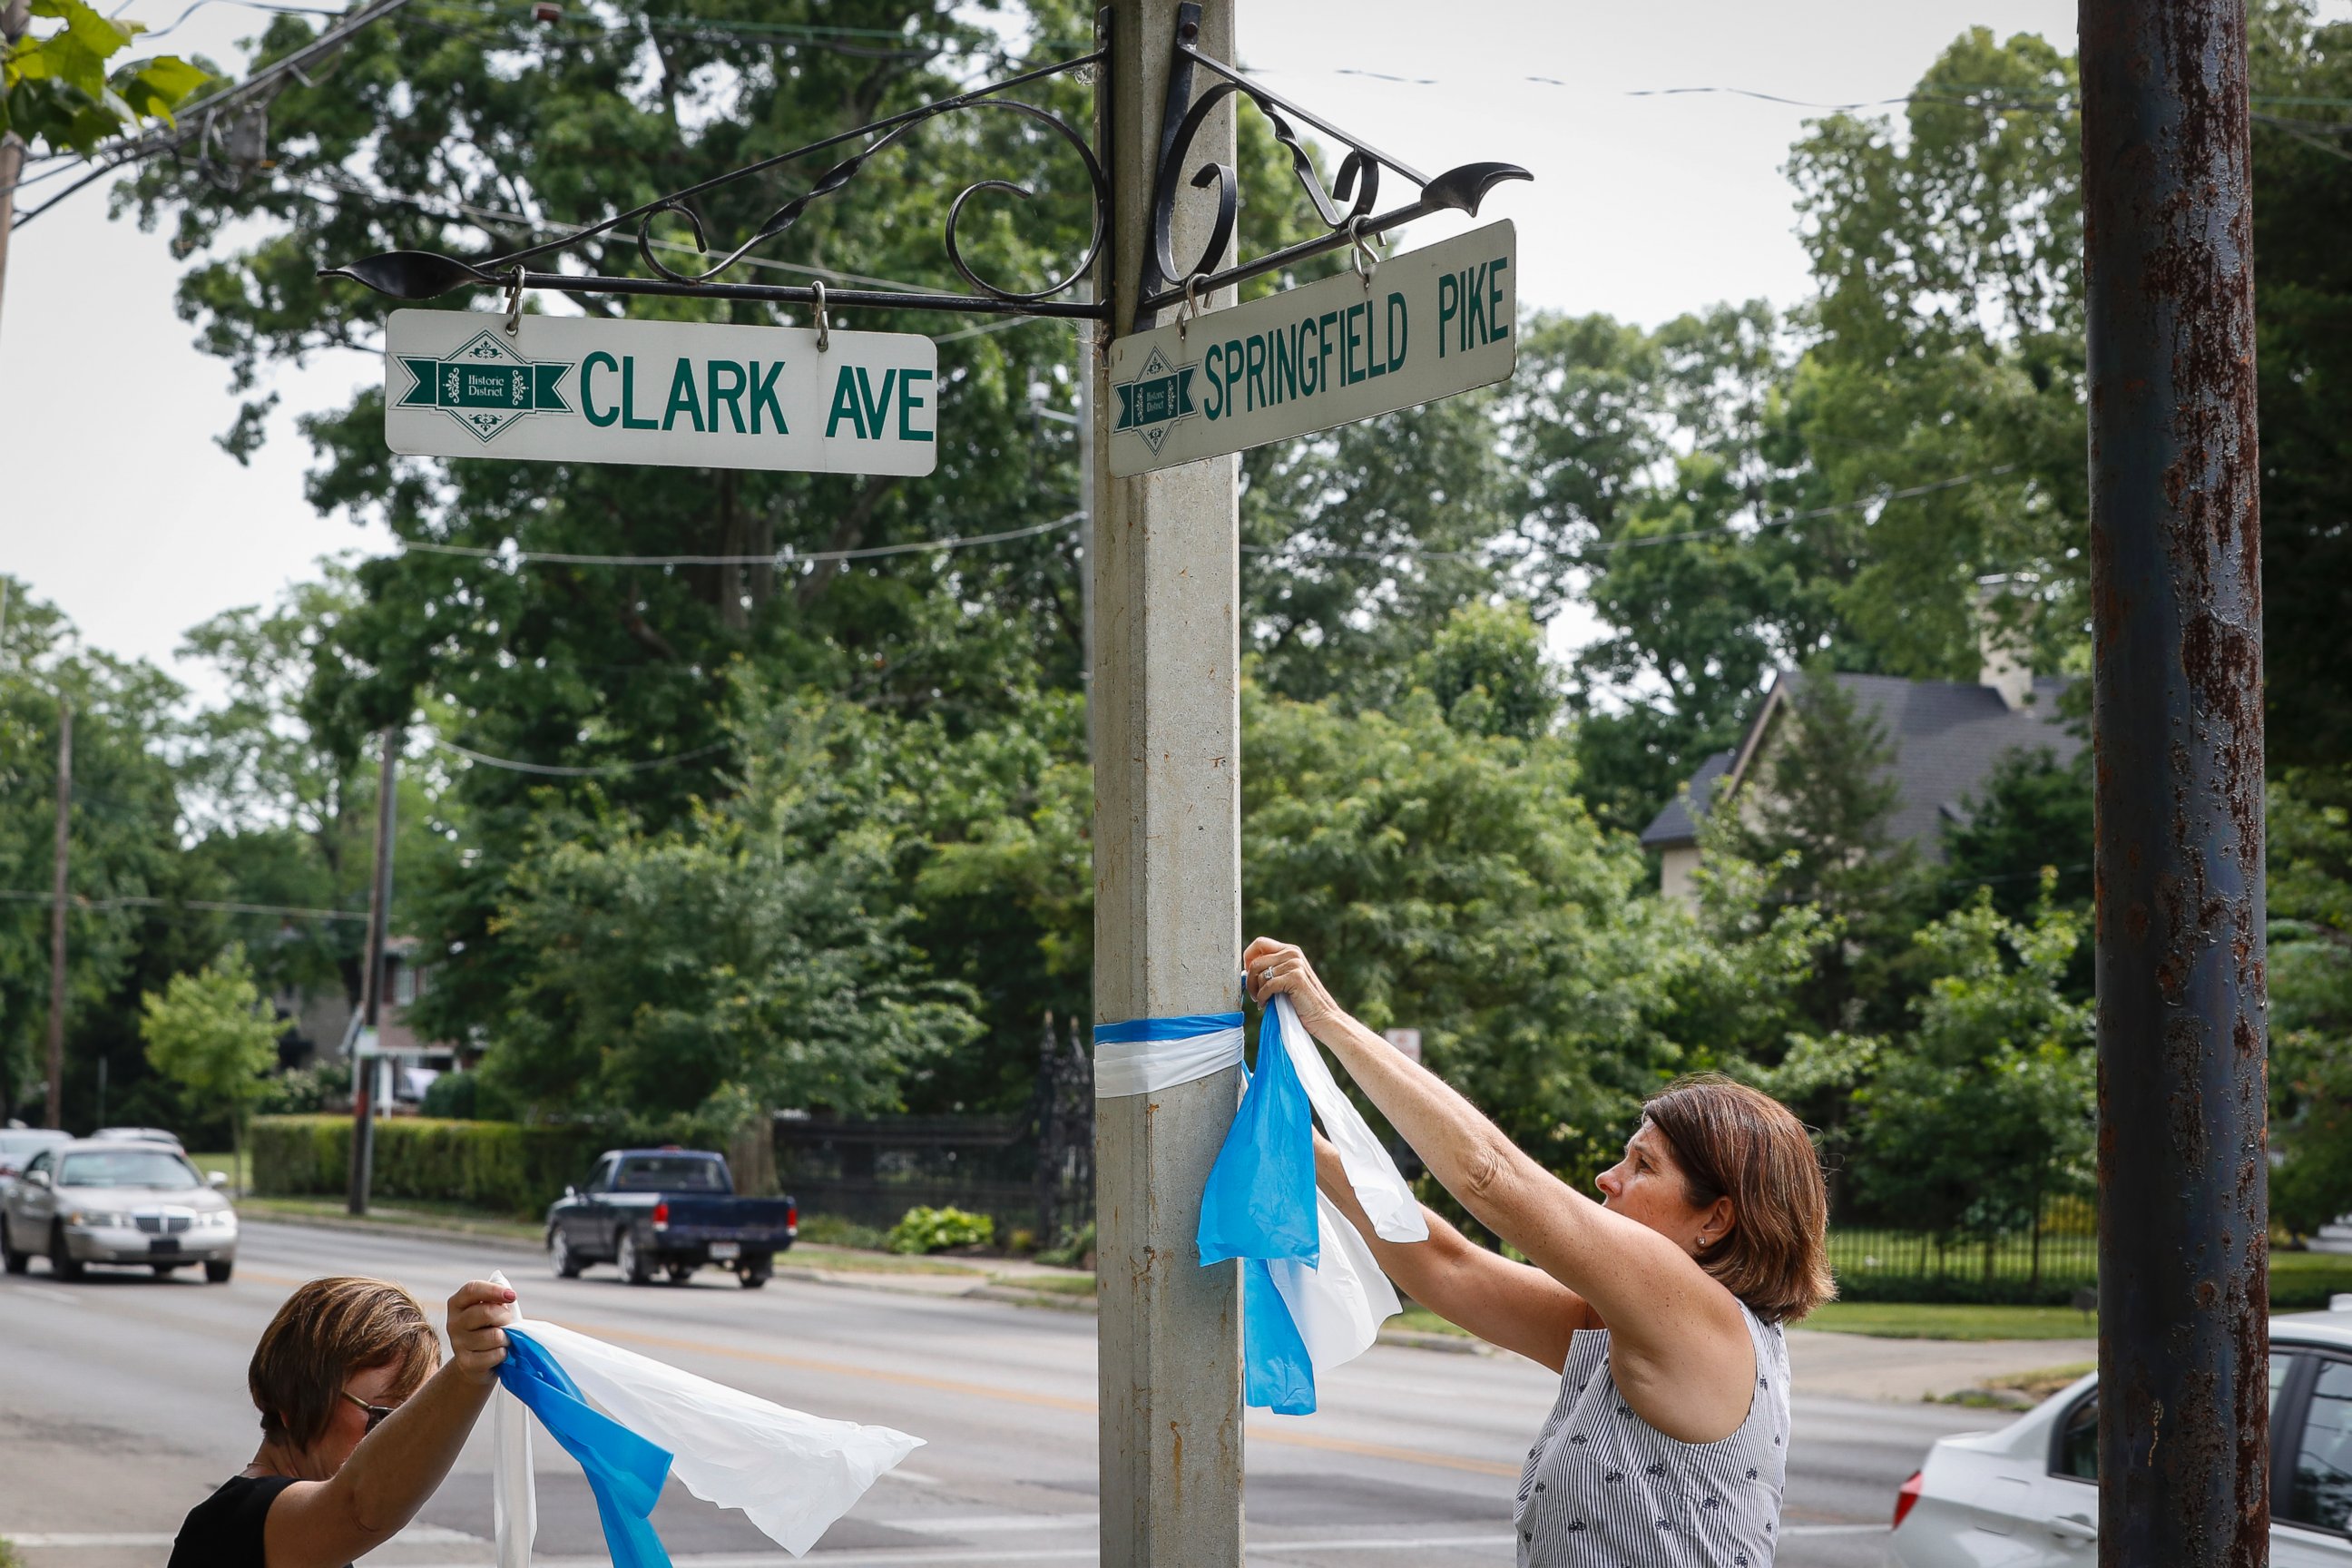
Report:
1636,671,2083,859
1638,749,1735,849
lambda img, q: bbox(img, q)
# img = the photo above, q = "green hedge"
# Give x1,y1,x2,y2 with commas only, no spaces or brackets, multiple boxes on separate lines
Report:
251,1116,614,1219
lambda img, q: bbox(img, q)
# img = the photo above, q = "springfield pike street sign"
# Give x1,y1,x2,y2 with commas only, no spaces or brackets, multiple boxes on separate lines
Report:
1106,220,1517,478
383,310,938,475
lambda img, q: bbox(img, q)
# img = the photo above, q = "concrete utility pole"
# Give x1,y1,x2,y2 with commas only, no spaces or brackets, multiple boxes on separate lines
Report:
43,701,71,1130
2080,3,2269,1564
347,728,398,1215
1091,2,1245,1563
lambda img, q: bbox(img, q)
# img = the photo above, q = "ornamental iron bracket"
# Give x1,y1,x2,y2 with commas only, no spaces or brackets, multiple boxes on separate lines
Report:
320,6,1528,335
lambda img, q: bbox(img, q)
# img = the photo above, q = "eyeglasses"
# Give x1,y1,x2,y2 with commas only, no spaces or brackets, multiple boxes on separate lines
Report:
341,1389,396,1434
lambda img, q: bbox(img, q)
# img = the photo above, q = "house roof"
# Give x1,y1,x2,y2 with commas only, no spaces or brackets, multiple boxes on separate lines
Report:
1636,671,2083,858
1637,749,1735,849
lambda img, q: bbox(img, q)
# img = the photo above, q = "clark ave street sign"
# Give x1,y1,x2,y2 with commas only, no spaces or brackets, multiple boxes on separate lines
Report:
1105,220,1518,477
383,310,939,475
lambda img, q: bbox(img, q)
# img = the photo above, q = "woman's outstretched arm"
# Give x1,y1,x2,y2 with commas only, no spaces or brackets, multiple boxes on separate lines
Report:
264,1280,514,1568
1251,939,1752,1441
1313,1133,1592,1372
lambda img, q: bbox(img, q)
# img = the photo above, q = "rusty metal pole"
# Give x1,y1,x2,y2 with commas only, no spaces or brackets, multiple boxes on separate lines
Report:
2081,2,2269,1565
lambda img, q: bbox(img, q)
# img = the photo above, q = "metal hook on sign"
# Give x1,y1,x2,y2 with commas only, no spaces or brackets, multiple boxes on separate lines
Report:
502,267,526,337
1176,272,1209,338
811,279,830,353
1349,217,1379,292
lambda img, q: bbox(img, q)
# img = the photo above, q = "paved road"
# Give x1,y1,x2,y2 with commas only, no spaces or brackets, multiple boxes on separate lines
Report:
0,1220,1994,1566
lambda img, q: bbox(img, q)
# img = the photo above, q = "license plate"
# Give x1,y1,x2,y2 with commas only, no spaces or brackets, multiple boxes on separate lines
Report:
710,1242,740,1260
148,1237,181,1254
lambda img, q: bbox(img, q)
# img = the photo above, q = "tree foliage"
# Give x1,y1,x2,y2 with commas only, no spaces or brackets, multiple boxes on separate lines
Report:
1,0,208,158
139,944,285,1177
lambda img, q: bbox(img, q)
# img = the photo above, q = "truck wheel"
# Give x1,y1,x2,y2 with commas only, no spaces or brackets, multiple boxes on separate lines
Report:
617,1230,652,1286
49,1223,84,1282
550,1229,584,1279
666,1264,695,1284
740,1251,772,1289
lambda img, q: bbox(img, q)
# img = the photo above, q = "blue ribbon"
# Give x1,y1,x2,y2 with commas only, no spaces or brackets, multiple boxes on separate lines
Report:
499,1326,675,1568
1196,1009,1324,1415
1093,1011,1244,1044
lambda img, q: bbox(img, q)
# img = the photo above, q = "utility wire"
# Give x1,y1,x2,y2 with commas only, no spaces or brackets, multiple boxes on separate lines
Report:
0,889,370,920
429,735,727,776
11,0,422,228
395,509,1083,569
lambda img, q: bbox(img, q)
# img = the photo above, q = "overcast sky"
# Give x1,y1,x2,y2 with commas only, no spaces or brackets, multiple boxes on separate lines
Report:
9,0,2278,701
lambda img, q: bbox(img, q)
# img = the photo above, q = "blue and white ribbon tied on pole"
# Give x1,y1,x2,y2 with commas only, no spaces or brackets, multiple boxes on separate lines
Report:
485,1272,923,1565
1091,1011,1247,1098
1198,995,1429,1415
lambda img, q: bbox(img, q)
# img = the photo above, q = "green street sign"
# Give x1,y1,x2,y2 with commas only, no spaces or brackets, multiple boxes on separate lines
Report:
384,310,938,475
1106,220,1517,478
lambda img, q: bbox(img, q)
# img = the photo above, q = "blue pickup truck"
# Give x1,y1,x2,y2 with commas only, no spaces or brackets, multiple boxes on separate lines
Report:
544,1148,797,1289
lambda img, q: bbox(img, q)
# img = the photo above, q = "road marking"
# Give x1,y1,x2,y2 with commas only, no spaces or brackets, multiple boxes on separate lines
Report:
2,1283,79,1305
895,1514,1094,1534
886,1469,943,1485
375,1540,1518,1568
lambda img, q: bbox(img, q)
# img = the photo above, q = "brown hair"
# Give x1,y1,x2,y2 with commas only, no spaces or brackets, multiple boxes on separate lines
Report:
249,1276,440,1450
1641,1073,1835,1324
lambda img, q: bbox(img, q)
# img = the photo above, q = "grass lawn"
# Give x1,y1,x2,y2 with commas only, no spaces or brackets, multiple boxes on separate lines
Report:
1803,1301,2102,1339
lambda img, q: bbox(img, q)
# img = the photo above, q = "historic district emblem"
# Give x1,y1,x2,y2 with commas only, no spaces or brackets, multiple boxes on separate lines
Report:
1110,346,1197,456
396,330,574,444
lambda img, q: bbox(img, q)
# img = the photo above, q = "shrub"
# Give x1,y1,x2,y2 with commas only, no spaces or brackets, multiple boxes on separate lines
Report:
1037,1220,1095,1270
796,1213,890,1250
249,1116,612,1218
886,1204,995,1254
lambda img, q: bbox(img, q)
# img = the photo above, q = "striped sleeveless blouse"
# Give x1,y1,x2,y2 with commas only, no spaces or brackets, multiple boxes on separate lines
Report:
1513,1303,1791,1567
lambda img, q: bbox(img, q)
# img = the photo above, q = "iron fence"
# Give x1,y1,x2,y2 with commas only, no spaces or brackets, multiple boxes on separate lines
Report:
1828,1201,2098,1305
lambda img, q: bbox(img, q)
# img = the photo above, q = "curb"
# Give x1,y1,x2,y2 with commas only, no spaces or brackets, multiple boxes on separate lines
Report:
241,1209,543,1254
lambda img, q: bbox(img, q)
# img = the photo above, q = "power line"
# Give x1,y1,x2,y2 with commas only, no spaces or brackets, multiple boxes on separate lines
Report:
0,889,370,921
393,509,1083,568
429,736,726,776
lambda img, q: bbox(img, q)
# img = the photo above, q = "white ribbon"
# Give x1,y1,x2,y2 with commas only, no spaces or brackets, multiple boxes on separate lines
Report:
1092,1012,1246,1098
1267,995,1430,1245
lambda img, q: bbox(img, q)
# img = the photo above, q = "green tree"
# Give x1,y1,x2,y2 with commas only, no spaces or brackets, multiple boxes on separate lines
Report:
1940,744,2094,921
138,946,284,1186
478,693,983,1123
1713,667,1926,1032
2271,769,2352,1239
1241,672,1685,1181
1,0,208,158
1846,883,2094,1263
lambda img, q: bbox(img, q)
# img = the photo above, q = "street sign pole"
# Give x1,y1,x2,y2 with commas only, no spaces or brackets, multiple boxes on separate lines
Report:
1092,3,1245,1564
2081,2,2269,1564
348,727,398,1216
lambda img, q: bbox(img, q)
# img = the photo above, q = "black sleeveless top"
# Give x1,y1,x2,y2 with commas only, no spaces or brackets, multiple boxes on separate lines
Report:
167,1474,349,1568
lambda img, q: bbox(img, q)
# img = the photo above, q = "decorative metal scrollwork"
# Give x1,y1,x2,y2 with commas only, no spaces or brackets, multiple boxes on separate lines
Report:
321,3,1529,334
1130,1,1528,334
323,48,1112,320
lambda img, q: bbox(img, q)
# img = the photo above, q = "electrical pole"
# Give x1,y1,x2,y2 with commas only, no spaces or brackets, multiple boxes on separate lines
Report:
1092,4,1244,1565
347,727,398,1215
2081,3,2269,1565
43,701,70,1130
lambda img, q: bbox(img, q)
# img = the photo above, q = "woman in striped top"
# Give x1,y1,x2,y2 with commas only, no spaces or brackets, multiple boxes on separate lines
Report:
1246,937,1835,1567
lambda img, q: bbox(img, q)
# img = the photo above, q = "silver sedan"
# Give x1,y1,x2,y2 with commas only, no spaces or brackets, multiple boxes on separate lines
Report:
0,1140,239,1282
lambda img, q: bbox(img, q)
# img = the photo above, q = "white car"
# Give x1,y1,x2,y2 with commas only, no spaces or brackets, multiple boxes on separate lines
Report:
0,1140,239,1282
1890,1307,2352,1567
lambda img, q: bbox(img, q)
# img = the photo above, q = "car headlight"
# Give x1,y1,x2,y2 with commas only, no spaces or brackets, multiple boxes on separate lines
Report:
69,1210,135,1229
199,1210,237,1230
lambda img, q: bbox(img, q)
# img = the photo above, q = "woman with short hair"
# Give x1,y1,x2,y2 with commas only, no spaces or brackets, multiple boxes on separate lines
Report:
168,1274,515,1568
1245,937,1834,1568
